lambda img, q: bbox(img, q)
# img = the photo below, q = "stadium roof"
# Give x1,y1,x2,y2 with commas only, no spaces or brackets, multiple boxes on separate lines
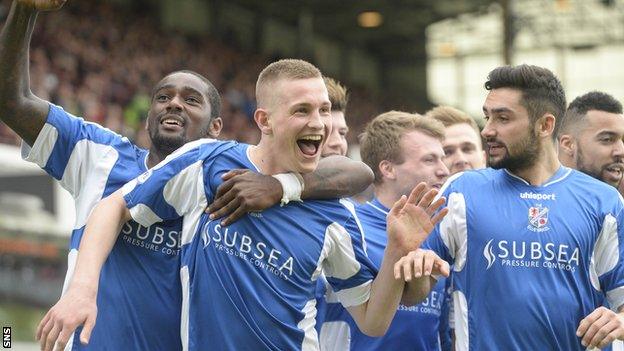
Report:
227,0,496,62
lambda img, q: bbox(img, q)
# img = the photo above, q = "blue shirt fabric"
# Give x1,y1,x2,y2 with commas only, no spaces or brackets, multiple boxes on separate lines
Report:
122,141,377,351
317,198,449,351
424,167,624,351
21,104,183,350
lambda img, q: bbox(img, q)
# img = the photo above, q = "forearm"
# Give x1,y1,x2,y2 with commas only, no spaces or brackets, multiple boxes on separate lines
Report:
301,155,373,199
0,1,47,144
348,247,405,336
401,276,437,306
69,191,131,294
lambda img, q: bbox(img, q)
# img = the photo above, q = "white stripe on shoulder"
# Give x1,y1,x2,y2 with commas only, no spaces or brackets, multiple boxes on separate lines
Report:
439,192,468,271
436,171,466,200
317,222,361,280
333,280,372,308
66,141,119,229
590,213,619,292
161,161,207,246
339,198,368,254
20,122,58,167
129,204,164,227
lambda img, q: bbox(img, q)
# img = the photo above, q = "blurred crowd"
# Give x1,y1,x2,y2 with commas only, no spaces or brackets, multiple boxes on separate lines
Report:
0,1,382,149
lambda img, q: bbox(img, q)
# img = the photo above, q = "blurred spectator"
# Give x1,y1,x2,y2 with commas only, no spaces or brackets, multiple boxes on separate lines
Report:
0,1,382,147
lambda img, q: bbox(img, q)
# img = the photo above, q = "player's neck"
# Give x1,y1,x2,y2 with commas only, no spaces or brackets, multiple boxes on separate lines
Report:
146,147,168,169
508,145,561,186
374,185,400,211
248,143,284,175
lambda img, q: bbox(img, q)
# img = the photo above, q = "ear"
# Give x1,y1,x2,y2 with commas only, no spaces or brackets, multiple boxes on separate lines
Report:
536,113,556,138
378,160,396,181
558,134,576,156
254,108,272,135
208,117,223,138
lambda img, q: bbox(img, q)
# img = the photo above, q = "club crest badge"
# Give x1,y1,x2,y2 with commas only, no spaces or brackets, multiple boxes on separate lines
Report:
528,204,549,232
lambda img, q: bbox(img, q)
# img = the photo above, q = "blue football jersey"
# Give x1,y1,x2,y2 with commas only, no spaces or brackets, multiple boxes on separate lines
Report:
424,167,624,351
22,104,183,350
123,142,378,351
318,198,449,351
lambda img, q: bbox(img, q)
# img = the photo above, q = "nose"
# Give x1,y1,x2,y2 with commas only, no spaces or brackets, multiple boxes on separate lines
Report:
481,120,495,139
308,109,325,131
167,94,183,111
613,139,624,159
437,159,450,179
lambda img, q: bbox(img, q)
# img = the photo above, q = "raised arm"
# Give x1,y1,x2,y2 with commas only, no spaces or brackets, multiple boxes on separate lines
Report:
346,183,448,336
0,0,64,145
36,190,131,351
207,155,374,225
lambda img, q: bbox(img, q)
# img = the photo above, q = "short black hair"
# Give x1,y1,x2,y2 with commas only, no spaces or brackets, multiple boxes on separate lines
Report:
153,70,221,119
558,91,622,137
485,64,566,139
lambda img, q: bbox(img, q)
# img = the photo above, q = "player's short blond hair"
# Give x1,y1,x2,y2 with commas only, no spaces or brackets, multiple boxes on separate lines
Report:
323,77,348,113
256,59,322,108
360,111,445,183
425,105,480,135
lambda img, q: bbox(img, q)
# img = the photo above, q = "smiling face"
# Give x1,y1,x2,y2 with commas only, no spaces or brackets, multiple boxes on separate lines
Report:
261,77,332,173
573,110,624,187
481,88,541,171
146,72,220,155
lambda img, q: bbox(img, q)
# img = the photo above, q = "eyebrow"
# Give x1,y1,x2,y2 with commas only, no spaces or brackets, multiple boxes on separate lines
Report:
154,84,205,99
482,107,514,114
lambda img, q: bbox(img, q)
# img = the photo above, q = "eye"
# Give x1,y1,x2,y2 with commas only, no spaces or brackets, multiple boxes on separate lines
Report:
186,96,200,105
462,145,477,153
320,107,331,114
156,94,169,102
483,115,490,121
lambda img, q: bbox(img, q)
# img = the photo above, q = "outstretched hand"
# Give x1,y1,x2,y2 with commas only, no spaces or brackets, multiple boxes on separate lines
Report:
36,285,97,351
386,183,448,254
207,169,282,226
17,0,67,11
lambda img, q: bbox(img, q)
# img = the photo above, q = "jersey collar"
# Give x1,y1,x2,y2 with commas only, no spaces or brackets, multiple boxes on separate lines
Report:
503,165,572,187
367,197,390,216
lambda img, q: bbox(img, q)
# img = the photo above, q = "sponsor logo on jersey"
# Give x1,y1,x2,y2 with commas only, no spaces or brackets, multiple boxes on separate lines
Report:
528,204,549,232
483,239,579,272
201,220,294,281
120,220,181,256
519,192,556,201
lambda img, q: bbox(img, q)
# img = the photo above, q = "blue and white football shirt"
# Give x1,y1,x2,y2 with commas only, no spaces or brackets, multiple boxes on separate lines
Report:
318,198,449,351
22,104,184,350
123,142,378,351
424,166,624,351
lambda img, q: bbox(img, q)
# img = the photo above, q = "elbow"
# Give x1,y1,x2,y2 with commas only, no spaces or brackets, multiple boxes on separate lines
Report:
350,161,374,193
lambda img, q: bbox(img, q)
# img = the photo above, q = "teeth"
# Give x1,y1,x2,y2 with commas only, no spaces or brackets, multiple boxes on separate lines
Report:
299,135,322,141
163,119,182,126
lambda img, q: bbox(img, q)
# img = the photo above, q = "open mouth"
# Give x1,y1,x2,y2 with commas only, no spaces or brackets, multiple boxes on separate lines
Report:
159,115,185,129
297,135,323,157
604,163,624,180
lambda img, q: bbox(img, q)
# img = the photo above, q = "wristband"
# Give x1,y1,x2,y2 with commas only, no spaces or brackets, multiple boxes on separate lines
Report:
272,173,305,206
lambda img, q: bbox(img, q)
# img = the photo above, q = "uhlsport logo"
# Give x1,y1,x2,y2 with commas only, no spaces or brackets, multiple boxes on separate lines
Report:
201,220,294,281
483,239,579,272
527,204,549,232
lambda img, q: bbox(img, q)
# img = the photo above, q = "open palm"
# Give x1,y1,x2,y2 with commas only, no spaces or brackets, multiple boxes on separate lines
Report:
17,0,66,11
387,183,448,253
